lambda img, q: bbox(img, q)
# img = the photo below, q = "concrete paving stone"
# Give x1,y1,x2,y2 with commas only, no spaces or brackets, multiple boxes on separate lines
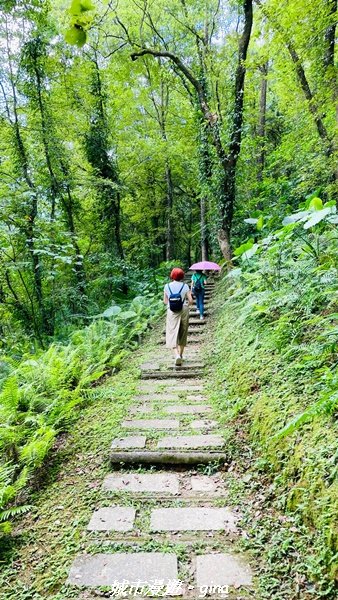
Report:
164,404,211,414
139,380,203,389
196,554,253,587
133,394,179,401
157,434,224,449
189,419,218,429
160,386,204,394
190,475,218,492
150,507,237,532
111,436,146,449
103,473,180,494
68,552,178,587
122,419,179,430
131,405,154,414
87,507,136,532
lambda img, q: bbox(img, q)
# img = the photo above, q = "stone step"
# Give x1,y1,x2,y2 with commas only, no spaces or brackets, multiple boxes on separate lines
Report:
67,552,178,588
140,363,205,372
150,507,238,533
103,472,225,496
164,404,212,414
121,418,180,430
138,379,203,390
68,551,253,593
109,449,228,466
103,472,180,494
140,361,205,370
157,434,224,449
188,318,207,325
141,370,203,379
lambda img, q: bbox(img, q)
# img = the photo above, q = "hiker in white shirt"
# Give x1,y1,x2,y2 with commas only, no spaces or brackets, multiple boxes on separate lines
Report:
163,267,193,366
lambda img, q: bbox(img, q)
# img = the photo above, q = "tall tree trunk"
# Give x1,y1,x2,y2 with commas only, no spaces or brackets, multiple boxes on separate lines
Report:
87,56,125,262
165,160,174,261
218,0,253,265
200,194,208,261
257,61,268,181
324,0,338,205
5,39,47,339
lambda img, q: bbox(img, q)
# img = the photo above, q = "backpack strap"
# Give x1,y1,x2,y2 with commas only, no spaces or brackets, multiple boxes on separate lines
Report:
168,283,184,295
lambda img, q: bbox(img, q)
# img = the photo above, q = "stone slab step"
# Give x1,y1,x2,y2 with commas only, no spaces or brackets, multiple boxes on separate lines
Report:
141,370,203,379
164,404,211,414
150,507,237,532
140,362,205,371
103,473,180,494
87,507,136,531
67,552,178,587
158,337,202,344
190,419,218,429
157,434,224,449
111,436,147,449
133,394,207,402
188,318,207,325
109,450,227,466
196,553,253,588
103,472,225,496
121,419,180,430
138,380,203,390
68,552,252,592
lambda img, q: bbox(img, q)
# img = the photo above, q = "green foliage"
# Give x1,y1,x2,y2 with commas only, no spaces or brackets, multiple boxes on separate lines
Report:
65,0,95,47
212,199,338,589
0,282,163,536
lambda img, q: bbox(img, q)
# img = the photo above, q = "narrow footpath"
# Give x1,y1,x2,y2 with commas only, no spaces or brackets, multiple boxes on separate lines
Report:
67,280,254,598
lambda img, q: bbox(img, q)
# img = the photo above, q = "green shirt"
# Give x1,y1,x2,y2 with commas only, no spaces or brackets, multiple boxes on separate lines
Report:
192,273,207,289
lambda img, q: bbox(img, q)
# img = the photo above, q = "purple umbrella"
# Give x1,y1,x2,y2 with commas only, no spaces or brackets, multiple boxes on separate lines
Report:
189,261,221,271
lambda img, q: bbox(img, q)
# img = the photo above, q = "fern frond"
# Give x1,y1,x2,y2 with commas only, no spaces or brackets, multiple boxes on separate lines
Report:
0,504,32,521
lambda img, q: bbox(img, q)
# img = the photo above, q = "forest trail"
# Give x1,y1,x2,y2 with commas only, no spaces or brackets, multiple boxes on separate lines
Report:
67,281,254,599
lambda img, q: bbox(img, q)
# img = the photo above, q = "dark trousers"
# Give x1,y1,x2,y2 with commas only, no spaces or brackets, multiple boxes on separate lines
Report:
195,289,205,316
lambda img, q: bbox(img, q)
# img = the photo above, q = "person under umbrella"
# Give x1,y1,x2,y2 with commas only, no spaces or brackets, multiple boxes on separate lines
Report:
163,267,193,365
191,270,207,319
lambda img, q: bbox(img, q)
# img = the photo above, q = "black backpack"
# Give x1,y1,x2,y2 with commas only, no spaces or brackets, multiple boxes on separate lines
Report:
168,283,184,312
193,274,203,292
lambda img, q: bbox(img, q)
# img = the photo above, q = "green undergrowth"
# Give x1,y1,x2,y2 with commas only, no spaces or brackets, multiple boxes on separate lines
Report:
210,272,338,598
0,291,163,536
0,332,159,599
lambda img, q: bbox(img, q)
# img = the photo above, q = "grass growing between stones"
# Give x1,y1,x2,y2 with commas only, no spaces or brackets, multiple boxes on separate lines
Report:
207,283,338,599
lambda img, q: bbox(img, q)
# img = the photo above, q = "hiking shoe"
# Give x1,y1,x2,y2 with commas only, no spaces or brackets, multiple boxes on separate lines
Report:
175,355,182,366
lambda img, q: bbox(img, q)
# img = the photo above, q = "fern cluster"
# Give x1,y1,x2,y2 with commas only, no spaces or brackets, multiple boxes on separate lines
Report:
0,289,163,536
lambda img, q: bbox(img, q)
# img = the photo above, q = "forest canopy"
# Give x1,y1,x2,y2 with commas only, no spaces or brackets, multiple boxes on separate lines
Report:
0,0,337,346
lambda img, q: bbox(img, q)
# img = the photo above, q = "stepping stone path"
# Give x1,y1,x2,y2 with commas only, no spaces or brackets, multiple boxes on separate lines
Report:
67,279,254,597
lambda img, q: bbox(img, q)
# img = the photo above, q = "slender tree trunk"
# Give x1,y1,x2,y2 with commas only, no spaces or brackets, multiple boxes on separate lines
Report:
200,194,208,261
324,0,338,205
165,160,174,261
8,78,47,337
88,56,125,262
257,62,268,181
218,0,253,265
